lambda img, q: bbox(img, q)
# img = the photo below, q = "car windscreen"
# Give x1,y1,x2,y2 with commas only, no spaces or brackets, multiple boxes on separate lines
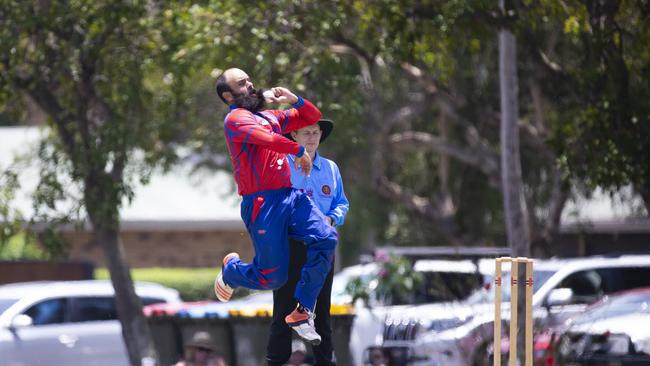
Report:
0,299,18,315
373,271,484,306
572,291,650,325
408,271,483,305
335,269,485,306
466,269,556,304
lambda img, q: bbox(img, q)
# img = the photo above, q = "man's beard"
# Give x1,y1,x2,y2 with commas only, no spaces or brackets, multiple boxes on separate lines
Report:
233,88,266,113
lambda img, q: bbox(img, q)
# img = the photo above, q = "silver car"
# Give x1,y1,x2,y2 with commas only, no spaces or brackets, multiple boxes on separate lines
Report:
553,287,650,364
0,280,181,366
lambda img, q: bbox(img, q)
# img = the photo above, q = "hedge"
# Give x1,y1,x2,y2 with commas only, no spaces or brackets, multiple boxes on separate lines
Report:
94,267,250,301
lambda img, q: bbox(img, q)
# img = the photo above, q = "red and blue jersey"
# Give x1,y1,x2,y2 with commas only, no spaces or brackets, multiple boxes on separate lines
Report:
223,97,322,195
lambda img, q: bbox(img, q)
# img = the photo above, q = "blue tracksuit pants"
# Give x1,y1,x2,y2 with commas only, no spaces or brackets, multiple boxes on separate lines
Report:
222,187,337,311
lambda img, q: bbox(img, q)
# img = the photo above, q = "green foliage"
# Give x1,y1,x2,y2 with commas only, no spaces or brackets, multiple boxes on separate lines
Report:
0,1,197,227
2,0,648,268
0,231,47,260
518,1,650,199
373,255,424,305
0,169,21,248
94,267,249,302
345,255,424,306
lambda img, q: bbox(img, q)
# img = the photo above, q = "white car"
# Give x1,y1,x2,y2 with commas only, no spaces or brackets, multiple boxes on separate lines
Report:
156,259,490,366
375,255,650,366
0,280,181,366
350,258,492,366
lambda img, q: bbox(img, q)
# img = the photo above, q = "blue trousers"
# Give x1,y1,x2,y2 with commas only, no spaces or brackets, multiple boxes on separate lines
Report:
223,187,337,311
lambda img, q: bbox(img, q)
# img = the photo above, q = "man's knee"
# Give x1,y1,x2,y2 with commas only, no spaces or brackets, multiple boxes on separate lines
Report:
263,271,288,290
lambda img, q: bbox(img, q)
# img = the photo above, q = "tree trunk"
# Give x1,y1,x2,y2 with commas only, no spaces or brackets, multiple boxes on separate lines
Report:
91,213,159,366
438,112,455,216
499,1,531,364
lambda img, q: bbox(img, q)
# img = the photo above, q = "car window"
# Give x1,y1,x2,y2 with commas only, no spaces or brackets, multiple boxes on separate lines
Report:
369,272,485,306
69,297,117,322
24,298,66,326
142,297,168,306
465,270,556,304
67,296,169,323
597,267,650,294
557,269,604,304
414,272,483,304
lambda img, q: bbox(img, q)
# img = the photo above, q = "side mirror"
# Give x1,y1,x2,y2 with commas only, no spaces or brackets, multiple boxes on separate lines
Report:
9,314,33,330
546,288,573,307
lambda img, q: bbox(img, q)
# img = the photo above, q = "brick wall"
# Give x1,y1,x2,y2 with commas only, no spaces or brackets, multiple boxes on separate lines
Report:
62,229,254,268
0,261,94,284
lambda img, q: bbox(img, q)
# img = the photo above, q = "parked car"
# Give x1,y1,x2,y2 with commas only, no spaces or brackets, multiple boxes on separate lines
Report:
0,280,181,366
547,287,650,366
143,259,489,365
351,258,491,366
143,262,380,318
373,255,650,366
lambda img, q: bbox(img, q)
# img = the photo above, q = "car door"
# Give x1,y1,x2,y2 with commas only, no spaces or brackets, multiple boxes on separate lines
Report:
3,296,129,366
546,269,606,323
62,296,130,366
59,295,169,366
2,298,79,366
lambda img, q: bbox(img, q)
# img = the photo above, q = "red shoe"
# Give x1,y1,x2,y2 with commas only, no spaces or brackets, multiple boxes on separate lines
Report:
214,252,239,302
285,306,321,345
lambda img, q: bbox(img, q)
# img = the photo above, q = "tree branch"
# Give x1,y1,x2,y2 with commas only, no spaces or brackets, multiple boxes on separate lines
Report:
389,131,501,185
376,176,464,246
15,77,77,162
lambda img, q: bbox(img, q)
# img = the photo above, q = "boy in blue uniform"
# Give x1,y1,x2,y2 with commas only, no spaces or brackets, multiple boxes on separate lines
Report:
267,119,349,365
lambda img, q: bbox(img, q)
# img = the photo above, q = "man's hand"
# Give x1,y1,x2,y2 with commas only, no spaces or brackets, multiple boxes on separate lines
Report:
265,87,298,105
294,152,312,177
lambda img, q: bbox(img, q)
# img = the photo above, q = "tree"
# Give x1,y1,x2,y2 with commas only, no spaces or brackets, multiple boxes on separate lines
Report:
0,170,21,249
520,1,650,213
164,1,571,261
0,1,192,364
298,1,567,254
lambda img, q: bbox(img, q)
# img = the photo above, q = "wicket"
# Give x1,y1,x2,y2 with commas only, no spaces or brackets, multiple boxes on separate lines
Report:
493,257,534,366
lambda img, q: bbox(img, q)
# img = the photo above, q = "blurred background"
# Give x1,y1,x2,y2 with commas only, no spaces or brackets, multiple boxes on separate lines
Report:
1,1,649,365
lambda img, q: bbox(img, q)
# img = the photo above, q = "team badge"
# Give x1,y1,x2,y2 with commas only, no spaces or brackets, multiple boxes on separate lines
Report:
321,185,331,195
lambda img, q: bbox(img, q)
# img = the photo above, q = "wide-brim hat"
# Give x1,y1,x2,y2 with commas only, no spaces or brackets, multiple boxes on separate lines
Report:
284,119,334,143
184,331,215,351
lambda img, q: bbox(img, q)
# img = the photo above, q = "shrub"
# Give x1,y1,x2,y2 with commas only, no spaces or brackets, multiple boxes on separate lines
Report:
95,267,228,301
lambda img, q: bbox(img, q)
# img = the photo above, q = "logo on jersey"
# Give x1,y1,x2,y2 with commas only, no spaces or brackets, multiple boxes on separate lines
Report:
321,185,331,195
257,116,270,126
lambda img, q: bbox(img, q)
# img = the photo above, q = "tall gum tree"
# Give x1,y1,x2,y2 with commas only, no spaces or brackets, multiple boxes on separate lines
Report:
0,1,192,364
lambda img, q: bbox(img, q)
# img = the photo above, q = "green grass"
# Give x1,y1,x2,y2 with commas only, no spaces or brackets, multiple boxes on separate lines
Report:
95,267,220,301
